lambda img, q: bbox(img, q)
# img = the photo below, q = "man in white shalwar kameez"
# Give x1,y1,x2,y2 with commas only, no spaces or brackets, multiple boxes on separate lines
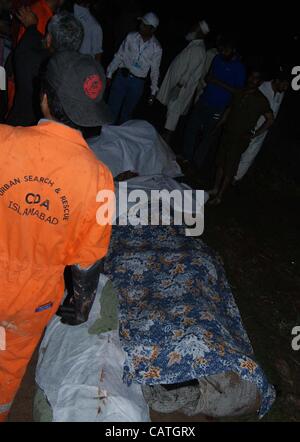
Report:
194,46,218,103
157,20,210,143
234,72,289,181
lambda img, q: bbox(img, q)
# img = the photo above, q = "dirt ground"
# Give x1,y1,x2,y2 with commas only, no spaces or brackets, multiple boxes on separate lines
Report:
8,91,300,422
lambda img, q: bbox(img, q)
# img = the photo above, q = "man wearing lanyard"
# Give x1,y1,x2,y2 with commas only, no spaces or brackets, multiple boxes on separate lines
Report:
106,12,162,124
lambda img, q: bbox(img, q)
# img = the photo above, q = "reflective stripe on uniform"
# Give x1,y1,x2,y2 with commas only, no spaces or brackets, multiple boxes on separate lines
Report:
0,402,12,414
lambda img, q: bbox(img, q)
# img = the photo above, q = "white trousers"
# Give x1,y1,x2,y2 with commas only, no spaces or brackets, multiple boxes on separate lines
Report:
165,109,181,132
235,132,267,181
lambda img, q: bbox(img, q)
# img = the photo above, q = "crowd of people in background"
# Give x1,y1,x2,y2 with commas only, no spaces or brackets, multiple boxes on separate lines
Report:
0,0,291,204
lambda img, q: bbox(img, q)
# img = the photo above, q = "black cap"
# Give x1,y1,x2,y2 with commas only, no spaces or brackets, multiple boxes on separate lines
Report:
46,51,113,127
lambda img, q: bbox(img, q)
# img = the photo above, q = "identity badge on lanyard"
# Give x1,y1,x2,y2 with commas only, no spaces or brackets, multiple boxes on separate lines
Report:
133,39,149,70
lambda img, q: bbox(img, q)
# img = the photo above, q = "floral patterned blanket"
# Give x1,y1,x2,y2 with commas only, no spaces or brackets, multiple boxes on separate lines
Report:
104,224,275,417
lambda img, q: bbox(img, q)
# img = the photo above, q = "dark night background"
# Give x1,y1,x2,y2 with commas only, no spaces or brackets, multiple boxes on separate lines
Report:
89,0,300,183
95,0,300,66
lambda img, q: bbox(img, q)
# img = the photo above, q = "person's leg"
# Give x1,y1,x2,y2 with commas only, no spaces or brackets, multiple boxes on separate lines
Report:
215,174,231,201
213,141,246,204
209,165,224,197
161,109,180,146
165,108,180,133
182,99,206,162
0,329,45,422
107,71,128,124
119,76,145,124
0,284,63,422
194,108,222,170
161,128,174,145
208,138,229,204
208,167,230,206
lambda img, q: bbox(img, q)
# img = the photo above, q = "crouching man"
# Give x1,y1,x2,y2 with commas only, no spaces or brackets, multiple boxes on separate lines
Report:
0,51,114,422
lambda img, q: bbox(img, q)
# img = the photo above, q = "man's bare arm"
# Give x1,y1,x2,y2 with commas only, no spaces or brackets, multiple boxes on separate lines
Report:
252,111,274,138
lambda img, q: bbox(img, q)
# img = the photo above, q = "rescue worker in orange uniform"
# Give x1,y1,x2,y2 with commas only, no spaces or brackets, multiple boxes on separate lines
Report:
0,50,114,422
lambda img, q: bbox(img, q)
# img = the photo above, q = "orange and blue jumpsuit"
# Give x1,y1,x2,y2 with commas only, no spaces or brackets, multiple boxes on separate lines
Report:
0,120,114,421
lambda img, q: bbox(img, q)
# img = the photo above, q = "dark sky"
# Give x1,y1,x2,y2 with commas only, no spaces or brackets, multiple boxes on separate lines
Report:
137,0,298,56
97,0,299,70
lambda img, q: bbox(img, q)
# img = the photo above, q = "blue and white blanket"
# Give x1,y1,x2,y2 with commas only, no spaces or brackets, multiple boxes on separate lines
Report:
105,224,276,417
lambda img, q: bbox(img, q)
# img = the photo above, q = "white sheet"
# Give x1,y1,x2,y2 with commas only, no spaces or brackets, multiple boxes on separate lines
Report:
35,275,150,422
88,120,182,178
114,174,208,229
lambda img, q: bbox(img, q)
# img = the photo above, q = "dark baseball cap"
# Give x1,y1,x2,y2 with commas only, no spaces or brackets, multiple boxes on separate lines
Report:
45,51,113,127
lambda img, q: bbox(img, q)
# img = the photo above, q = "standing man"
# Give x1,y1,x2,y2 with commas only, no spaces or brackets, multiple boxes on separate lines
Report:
157,20,210,145
6,10,84,126
0,51,114,422
73,1,103,62
234,70,289,182
182,36,246,167
208,69,274,205
106,12,162,124
0,0,12,66
7,1,64,117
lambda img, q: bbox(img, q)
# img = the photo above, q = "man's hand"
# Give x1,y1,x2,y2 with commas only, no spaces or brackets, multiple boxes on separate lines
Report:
16,6,38,28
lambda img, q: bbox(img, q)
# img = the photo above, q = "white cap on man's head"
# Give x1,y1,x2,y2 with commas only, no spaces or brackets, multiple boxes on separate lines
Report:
138,12,159,29
185,19,210,42
199,20,210,35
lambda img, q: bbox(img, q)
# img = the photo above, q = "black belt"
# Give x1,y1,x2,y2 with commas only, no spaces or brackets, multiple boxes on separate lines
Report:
119,67,145,80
